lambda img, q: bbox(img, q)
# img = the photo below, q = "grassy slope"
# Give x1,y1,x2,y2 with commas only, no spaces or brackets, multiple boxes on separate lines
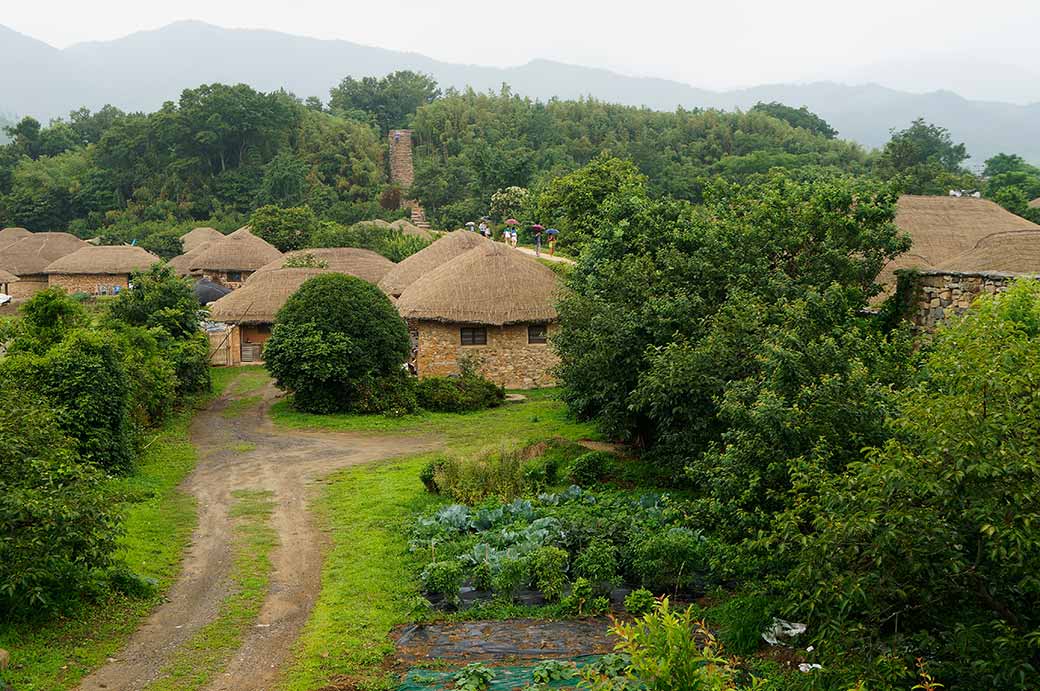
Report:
276,389,601,690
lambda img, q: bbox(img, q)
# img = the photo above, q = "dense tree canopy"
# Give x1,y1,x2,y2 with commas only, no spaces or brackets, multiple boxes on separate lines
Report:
328,70,440,135
749,101,838,138
873,117,975,194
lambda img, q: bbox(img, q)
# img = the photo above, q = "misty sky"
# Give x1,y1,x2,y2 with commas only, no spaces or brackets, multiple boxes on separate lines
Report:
5,0,1040,100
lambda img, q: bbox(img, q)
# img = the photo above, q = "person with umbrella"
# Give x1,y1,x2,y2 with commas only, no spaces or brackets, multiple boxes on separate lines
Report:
546,228,559,256
531,224,545,256
505,218,519,247
465,221,477,233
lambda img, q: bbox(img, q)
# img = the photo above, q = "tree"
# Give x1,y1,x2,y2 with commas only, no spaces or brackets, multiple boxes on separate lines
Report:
750,101,838,138
257,152,309,207
263,273,411,413
535,155,648,252
5,287,89,354
489,186,530,222
329,71,440,134
107,263,204,340
0,383,120,618
873,118,975,194
783,280,1040,689
249,204,318,252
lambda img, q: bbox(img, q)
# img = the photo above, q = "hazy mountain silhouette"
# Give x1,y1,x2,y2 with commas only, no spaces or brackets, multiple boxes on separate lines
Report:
2,21,1038,164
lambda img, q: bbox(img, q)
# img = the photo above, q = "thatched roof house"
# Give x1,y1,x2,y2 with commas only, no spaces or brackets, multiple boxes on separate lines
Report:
207,267,326,365
0,232,88,298
379,230,488,297
44,245,160,295
396,243,561,389
251,248,395,285
188,226,282,288
876,195,1040,295
180,227,224,252
168,241,213,277
0,227,32,250
936,230,1040,274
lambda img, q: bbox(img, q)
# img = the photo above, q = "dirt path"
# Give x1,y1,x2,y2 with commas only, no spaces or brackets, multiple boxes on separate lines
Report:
77,379,438,691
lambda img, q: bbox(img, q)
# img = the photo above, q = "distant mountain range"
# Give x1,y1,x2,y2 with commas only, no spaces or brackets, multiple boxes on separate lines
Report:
2,21,1039,164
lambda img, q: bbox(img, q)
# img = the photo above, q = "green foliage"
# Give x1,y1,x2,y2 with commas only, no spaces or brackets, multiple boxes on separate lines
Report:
263,273,411,413
0,385,120,618
110,325,177,427
0,328,135,472
531,660,577,684
416,364,505,413
489,186,531,222
597,598,764,691
346,370,420,416
493,557,531,601
623,588,656,616
710,593,775,656
750,102,838,139
419,457,444,493
431,447,527,504
6,287,89,353
249,204,318,252
562,577,609,616
281,252,329,269
567,451,612,486
165,333,212,396
780,280,1040,689
107,263,204,340
420,560,464,606
329,70,440,135
873,118,977,194
529,546,569,603
629,528,707,594
311,219,431,261
451,662,495,691
574,539,619,594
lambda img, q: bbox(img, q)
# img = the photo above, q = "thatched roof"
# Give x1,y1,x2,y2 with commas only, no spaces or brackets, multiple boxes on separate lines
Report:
378,230,490,297
208,267,328,325
936,230,1040,274
0,227,32,249
189,226,282,272
251,248,395,285
876,195,1040,291
0,268,20,283
1029,197,1040,210
396,243,560,326
0,232,88,275
390,218,434,240
45,245,160,275
180,227,224,252
168,241,212,276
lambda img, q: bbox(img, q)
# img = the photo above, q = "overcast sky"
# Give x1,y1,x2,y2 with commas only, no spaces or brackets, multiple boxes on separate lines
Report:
5,0,1040,99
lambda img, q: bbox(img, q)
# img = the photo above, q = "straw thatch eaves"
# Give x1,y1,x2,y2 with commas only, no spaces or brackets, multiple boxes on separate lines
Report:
936,230,1040,274
396,243,561,326
1029,197,1040,210
877,195,1040,290
44,245,160,275
389,218,434,240
0,227,32,250
251,248,395,285
378,230,489,297
189,226,282,272
0,269,20,283
208,267,328,325
180,227,224,252
168,241,213,276
0,232,88,275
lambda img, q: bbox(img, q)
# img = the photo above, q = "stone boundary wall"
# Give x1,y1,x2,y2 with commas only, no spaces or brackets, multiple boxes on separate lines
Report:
413,320,558,389
903,269,1030,329
8,274,47,298
48,272,130,295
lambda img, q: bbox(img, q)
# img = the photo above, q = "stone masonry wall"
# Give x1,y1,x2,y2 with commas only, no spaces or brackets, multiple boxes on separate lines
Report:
48,272,130,295
202,269,254,290
906,270,1020,330
388,129,414,188
8,274,47,298
414,320,559,389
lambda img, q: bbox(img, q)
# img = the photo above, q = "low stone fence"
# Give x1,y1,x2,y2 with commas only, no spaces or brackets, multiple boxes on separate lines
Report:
898,269,1033,330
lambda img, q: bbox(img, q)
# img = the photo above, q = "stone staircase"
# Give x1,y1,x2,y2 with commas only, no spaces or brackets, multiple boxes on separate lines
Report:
388,129,414,188
409,203,431,229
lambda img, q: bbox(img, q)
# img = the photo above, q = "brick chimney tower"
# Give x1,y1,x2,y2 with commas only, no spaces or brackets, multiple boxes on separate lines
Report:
388,129,414,188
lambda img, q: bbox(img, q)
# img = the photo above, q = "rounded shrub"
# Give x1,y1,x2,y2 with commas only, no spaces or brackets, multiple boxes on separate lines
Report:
567,451,612,486
263,273,411,413
420,560,464,607
623,587,656,616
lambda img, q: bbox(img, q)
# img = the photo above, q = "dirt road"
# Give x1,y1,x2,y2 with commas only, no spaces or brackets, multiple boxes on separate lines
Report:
77,378,437,691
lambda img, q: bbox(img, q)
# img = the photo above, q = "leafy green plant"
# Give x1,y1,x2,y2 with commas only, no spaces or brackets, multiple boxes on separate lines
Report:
563,577,609,616
532,659,578,684
710,593,774,656
471,560,493,592
419,457,446,493
574,540,619,594
530,546,569,603
420,560,464,607
452,662,495,691
492,557,531,602
623,588,656,616
568,451,612,486
629,527,707,595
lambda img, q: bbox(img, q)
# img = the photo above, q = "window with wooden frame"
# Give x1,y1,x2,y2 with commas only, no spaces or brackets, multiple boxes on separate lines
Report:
460,326,487,346
528,324,548,344
227,271,243,282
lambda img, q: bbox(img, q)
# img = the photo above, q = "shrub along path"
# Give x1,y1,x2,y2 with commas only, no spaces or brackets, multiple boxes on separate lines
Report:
76,373,436,691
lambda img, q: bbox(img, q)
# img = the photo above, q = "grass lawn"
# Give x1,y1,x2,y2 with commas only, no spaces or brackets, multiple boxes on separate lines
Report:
0,404,201,690
211,364,268,398
277,390,602,690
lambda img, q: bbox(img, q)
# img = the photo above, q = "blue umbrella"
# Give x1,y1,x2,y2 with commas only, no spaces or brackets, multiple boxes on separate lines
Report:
545,228,559,235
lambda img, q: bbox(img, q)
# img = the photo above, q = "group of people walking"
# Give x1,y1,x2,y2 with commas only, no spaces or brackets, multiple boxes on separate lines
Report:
469,220,557,256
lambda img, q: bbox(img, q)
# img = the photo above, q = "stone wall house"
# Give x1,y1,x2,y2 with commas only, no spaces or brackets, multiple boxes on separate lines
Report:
0,269,19,296
44,245,159,296
188,226,282,289
0,232,88,298
396,242,562,389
